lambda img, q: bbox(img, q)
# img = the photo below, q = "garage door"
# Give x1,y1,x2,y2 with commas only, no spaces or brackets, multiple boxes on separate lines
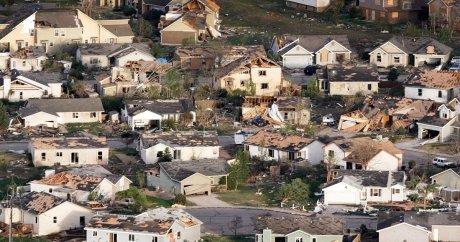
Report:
325,191,358,205
184,184,210,195
283,56,312,69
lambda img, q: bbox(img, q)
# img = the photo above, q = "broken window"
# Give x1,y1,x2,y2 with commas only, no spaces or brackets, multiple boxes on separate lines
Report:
56,152,62,157
90,112,97,118
258,70,267,76
393,56,400,63
418,89,423,96
73,113,79,118
261,83,269,89
41,153,46,161
376,53,382,62
173,150,181,160
438,90,442,98
98,151,103,161
288,152,295,160
268,149,274,157
368,84,372,90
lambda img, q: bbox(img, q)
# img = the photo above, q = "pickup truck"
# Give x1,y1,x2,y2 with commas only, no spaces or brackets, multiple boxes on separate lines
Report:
432,157,456,168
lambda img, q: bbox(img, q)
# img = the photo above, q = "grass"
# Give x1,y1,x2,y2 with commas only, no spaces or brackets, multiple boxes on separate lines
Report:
418,143,457,155
201,235,254,242
65,122,102,135
216,184,279,207
0,177,25,201
0,237,49,242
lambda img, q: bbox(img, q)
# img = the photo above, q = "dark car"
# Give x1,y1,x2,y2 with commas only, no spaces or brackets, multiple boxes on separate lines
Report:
304,65,317,75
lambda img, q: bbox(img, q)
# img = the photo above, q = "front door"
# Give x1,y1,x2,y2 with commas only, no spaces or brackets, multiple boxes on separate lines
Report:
80,216,85,227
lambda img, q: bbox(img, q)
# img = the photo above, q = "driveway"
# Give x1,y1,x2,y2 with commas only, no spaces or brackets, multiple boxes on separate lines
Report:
187,194,232,207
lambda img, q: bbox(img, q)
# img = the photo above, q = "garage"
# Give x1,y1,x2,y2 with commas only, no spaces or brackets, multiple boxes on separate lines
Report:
181,173,212,196
323,182,361,205
279,44,313,69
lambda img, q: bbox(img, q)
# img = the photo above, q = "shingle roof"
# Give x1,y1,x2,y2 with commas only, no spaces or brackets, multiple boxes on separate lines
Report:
323,66,379,82
30,136,108,149
278,35,351,55
160,159,229,181
35,9,81,28
18,72,64,85
12,191,65,215
323,170,405,189
103,24,135,37
124,99,193,116
256,216,344,235
243,130,315,152
19,98,104,117
142,0,172,6
386,36,453,55
377,212,460,230
141,131,219,148
405,71,460,89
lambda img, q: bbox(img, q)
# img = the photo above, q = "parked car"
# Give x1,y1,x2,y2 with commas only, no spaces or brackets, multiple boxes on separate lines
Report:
449,63,460,72
432,157,456,168
304,65,317,75
451,56,460,64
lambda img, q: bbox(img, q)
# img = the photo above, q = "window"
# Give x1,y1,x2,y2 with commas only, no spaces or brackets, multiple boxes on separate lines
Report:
109,38,115,44
157,151,163,157
152,237,158,242
393,56,400,63
202,59,206,65
128,234,135,241
367,84,372,90
312,238,317,242
177,232,181,239
35,217,38,223
19,92,23,100
438,90,442,98
25,42,28,47
371,188,381,197
258,70,267,76
98,151,103,161
443,113,448,118
56,152,62,157
297,152,302,157
71,152,79,163
122,87,129,93
186,58,191,64
433,179,436,184
22,61,26,67
392,188,400,194
391,12,399,18
49,188,52,193
93,231,97,236
328,150,335,157
54,30,59,36
53,217,57,223
261,83,268,89
288,152,295,160
90,57,98,64
418,89,422,96
41,152,46,161
173,150,181,160
268,149,274,157
73,112,79,118
91,38,97,44
245,145,249,151
402,1,412,9
49,42,54,47
226,80,233,87
240,81,245,87
30,29,34,36
295,238,303,242
85,40,88,44
376,53,382,62
374,0,380,5
60,30,65,36
90,112,97,118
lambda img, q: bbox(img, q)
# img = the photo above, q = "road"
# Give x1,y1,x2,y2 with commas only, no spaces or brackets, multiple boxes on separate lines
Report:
0,139,130,152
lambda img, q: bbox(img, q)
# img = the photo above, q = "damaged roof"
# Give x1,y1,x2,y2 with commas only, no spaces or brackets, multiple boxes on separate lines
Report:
214,55,280,79
35,9,81,28
324,170,405,189
243,130,316,152
31,171,105,191
79,44,124,56
30,136,108,149
10,46,46,59
160,159,229,181
322,65,379,82
332,137,401,163
11,191,65,215
18,71,64,85
256,216,344,235
386,36,452,55
242,96,310,110
124,99,193,116
141,131,219,148
86,207,201,233
405,71,460,89
176,45,265,59
103,24,135,37
19,98,104,117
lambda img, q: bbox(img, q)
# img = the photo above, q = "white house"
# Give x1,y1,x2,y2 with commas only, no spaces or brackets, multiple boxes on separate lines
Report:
369,36,452,68
272,35,351,68
430,169,460,202
139,131,220,164
9,46,47,71
243,130,325,164
322,170,406,205
323,137,402,171
0,72,62,102
76,43,154,68
121,99,195,131
29,167,131,203
85,207,202,242
29,136,109,166
285,0,331,12
18,98,105,128
0,191,94,236
405,71,460,103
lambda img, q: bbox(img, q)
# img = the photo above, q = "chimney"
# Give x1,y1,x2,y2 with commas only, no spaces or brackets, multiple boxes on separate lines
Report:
2,75,11,98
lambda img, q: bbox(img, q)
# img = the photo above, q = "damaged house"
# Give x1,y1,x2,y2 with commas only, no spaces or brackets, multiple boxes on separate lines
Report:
242,96,311,126
9,46,47,71
121,99,195,130
243,130,324,164
159,0,221,45
322,170,407,205
85,207,202,242
214,56,285,96
338,97,435,132
0,191,94,236
317,65,379,96
323,137,403,171
29,136,109,166
139,131,220,164
0,72,63,102
405,71,460,103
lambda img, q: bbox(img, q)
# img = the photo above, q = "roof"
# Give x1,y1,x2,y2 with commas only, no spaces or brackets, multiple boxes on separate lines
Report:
18,72,64,85
160,159,229,181
430,168,460,179
10,46,46,59
102,24,135,37
278,35,351,54
11,192,65,215
242,96,310,110
78,44,124,56
323,170,405,189
86,207,201,234
417,115,452,127
405,71,460,89
19,98,104,117
255,216,344,235
331,137,401,163
385,36,453,55
243,130,316,152
141,131,219,148
142,0,172,6
31,172,105,191
214,55,279,79
30,136,108,149
35,9,81,28
176,45,265,61
124,99,193,116
320,65,379,82
108,43,152,59
377,212,460,231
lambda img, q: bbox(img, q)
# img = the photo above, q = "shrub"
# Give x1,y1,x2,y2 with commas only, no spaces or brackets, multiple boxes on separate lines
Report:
173,193,187,205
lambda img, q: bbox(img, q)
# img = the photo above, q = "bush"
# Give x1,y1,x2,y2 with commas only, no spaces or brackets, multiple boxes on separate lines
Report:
101,96,123,112
407,193,419,202
173,193,187,205
122,6,137,16
388,68,399,81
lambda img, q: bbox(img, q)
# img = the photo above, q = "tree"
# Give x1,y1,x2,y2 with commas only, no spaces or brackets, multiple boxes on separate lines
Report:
438,27,452,45
163,69,184,98
136,18,153,38
143,86,161,99
136,171,145,189
173,193,187,205
228,215,243,236
330,0,344,24
303,79,319,98
0,102,8,131
158,148,173,162
277,178,310,205
227,150,250,190
182,37,196,46
404,23,421,37
161,118,177,131
387,68,399,81
421,183,437,209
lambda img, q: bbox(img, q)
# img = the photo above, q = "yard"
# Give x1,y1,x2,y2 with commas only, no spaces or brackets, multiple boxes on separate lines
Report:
216,184,279,207
417,143,458,156
65,122,103,136
201,235,254,242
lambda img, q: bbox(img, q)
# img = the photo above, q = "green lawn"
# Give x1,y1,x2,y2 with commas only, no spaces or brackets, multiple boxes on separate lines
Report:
216,184,279,207
0,236,48,242
202,235,254,242
66,122,103,135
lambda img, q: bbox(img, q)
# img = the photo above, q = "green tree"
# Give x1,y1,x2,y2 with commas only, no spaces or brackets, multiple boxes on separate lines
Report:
227,150,250,190
303,79,319,98
422,183,437,209
163,69,184,98
158,148,173,162
387,68,399,81
143,86,161,99
404,23,421,37
136,171,146,188
150,42,167,58
331,0,344,24
0,102,9,131
161,118,177,131
277,178,310,205
438,27,452,45
173,193,187,205
182,37,196,46
136,18,153,38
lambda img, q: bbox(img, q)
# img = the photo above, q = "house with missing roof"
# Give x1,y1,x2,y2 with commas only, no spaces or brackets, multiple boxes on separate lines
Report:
213,56,284,96
377,212,460,242
323,137,403,171
85,207,202,242
271,35,352,68
76,43,154,68
29,136,109,166
146,159,229,195
316,65,379,96
29,167,131,202
322,170,407,205
369,37,452,68
243,130,325,165
9,46,47,71
159,0,221,45
0,72,63,102
255,216,344,242
18,98,104,128
0,9,134,53
121,99,195,130
430,169,460,202
141,0,173,14
0,191,94,236
139,131,219,164
405,71,460,103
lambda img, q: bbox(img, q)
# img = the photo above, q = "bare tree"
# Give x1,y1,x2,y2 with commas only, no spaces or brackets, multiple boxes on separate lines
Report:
326,154,338,182
350,139,380,170
228,215,243,236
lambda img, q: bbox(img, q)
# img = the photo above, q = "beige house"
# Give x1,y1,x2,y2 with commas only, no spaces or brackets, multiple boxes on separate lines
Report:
76,43,154,68
369,37,452,68
9,46,47,71
0,9,134,53
317,65,379,96
0,72,63,102
214,56,284,96
430,169,460,202
147,159,229,195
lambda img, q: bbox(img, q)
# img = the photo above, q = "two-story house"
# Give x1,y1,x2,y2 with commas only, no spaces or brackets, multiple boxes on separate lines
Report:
404,71,460,103
430,169,460,202
429,0,460,32
358,0,424,23
76,43,154,68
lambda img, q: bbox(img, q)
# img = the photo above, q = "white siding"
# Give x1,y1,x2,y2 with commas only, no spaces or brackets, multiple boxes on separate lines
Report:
367,151,400,171
405,86,455,103
323,182,361,205
115,51,155,67
30,147,109,166
379,223,430,242
287,0,331,8
141,143,219,164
